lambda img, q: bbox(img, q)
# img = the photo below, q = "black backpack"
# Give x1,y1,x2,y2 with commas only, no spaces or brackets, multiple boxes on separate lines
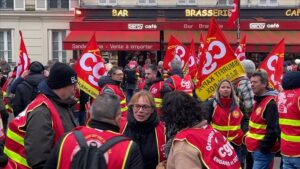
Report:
71,130,130,169
22,81,39,102
126,67,137,84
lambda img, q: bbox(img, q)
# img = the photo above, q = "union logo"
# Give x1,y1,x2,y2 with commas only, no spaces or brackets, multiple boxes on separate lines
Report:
256,107,262,115
151,87,158,94
232,111,240,118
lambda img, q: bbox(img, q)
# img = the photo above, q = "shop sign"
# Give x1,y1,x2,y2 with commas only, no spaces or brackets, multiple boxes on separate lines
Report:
128,23,158,30
185,9,230,17
285,9,300,16
249,23,280,30
68,43,160,50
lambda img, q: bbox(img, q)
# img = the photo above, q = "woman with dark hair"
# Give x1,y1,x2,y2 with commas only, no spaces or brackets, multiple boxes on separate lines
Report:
120,91,166,169
160,91,240,169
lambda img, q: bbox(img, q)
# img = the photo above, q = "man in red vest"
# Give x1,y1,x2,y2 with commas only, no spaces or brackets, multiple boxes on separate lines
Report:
245,70,280,169
277,71,300,168
44,93,143,169
3,62,78,169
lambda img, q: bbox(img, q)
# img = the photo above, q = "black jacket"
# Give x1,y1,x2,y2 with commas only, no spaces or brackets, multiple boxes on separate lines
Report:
282,71,300,90
123,108,160,169
44,120,144,169
12,73,46,116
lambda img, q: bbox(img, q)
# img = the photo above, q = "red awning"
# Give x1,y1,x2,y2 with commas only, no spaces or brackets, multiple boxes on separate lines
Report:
164,31,300,52
64,31,160,51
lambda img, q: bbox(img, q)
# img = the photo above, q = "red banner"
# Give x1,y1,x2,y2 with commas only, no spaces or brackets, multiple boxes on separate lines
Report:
74,34,107,98
163,35,189,71
186,39,197,79
258,39,285,91
16,31,30,77
227,0,239,27
196,17,245,101
235,34,247,61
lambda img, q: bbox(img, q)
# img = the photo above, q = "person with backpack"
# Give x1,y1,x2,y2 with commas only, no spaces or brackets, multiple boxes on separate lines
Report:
3,62,78,169
124,57,142,102
12,61,46,116
44,93,143,169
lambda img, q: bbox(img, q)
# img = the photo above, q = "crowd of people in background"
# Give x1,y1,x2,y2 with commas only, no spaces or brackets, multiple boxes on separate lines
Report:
0,55,298,169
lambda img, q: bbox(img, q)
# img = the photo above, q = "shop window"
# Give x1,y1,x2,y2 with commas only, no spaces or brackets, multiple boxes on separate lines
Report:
259,0,278,6
49,0,69,9
52,30,67,63
98,0,117,6
0,30,12,63
0,0,13,9
218,0,233,6
177,0,197,5
138,0,157,6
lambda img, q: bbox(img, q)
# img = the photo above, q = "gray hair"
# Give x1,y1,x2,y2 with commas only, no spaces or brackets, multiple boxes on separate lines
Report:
170,58,182,70
91,93,120,121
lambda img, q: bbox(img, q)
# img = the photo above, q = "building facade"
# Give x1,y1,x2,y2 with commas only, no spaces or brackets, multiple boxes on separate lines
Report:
1,0,300,67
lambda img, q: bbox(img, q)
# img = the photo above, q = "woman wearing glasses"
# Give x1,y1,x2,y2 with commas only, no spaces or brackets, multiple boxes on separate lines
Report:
120,91,166,169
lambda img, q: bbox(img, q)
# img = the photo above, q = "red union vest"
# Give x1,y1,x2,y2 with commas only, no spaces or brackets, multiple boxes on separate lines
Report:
120,120,166,162
101,84,128,117
170,75,194,95
57,126,133,169
174,125,241,169
245,95,280,152
3,94,64,169
211,104,244,146
278,89,300,157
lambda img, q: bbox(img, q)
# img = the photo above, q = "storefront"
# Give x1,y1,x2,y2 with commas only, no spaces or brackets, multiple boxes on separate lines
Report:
64,7,300,66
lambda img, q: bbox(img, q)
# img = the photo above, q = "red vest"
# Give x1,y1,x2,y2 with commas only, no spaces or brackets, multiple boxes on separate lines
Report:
174,125,241,169
101,84,128,117
245,96,280,152
3,94,64,169
278,88,300,157
120,120,166,162
57,126,132,169
211,104,244,146
170,75,194,95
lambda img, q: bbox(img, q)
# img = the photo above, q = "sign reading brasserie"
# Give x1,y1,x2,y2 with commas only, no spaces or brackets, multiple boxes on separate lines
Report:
185,9,230,17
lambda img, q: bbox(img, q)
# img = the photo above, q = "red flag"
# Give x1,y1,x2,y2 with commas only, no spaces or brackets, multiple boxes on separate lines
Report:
195,17,245,101
16,31,30,77
235,34,247,61
227,0,239,27
197,32,205,64
186,39,197,79
163,35,189,71
74,33,107,98
258,39,285,91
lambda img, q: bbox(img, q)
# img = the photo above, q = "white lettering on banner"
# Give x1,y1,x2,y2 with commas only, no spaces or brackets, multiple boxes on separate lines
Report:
249,23,265,30
267,23,280,29
206,130,215,151
218,142,234,158
202,41,226,75
128,24,143,30
181,80,191,88
213,155,238,166
267,55,278,84
174,46,186,69
144,24,157,29
72,44,87,50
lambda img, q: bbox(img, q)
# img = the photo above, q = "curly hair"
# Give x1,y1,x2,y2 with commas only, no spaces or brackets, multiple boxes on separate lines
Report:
161,91,204,138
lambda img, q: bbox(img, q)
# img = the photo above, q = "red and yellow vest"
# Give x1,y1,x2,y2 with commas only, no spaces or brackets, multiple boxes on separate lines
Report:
278,88,300,157
245,96,280,152
101,84,128,117
3,94,64,169
120,120,166,162
174,125,241,169
57,126,133,169
211,104,244,146
170,75,194,96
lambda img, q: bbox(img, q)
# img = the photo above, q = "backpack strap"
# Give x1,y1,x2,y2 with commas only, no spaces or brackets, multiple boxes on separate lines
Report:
99,136,130,153
73,130,88,148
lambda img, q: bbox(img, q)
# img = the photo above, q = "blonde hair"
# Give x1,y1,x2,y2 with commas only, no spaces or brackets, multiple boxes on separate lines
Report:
213,79,239,106
128,91,155,108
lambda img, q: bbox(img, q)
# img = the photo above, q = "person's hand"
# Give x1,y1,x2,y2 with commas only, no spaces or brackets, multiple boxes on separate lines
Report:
43,70,49,77
21,70,29,79
156,161,167,169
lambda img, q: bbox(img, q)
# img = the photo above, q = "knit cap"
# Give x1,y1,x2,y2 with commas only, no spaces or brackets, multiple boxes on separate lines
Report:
47,62,77,89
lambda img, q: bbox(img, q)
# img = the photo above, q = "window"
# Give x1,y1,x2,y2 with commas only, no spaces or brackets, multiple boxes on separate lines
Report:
36,0,47,10
259,0,278,6
0,0,13,9
0,30,12,63
218,0,233,6
138,0,157,6
14,0,25,10
52,30,67,63
49,0,69,9
98,0,117,6
177,0,197,5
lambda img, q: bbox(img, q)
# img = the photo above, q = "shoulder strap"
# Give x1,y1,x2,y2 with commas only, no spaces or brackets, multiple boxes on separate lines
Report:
99,136,130,153
73,130,88,148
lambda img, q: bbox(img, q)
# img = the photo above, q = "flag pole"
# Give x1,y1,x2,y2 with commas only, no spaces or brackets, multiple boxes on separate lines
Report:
237,0,241,42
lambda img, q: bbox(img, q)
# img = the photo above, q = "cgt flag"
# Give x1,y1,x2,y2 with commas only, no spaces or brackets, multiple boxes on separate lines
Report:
16,31,30,77
186,39,197,79
163,35,189,72
235,34,247,61
227,0,239,27
196,17,245,101
74,33,107,98
258,39,285,91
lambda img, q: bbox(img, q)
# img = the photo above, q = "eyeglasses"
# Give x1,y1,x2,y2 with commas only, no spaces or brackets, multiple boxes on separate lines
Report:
132,104,152,111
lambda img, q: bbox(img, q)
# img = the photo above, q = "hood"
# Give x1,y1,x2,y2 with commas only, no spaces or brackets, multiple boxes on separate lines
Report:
262,89,279,96
282,71,300,90
25,73,46,87
98,76,120,88
171,69,184,78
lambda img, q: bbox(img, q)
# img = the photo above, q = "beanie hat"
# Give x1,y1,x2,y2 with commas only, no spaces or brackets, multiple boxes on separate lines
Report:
47,62,77,89
241,59,256,74
29,61,44,74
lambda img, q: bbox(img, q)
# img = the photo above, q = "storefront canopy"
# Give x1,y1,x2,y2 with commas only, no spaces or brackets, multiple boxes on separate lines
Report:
164,31,300,52
64,31,161,51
